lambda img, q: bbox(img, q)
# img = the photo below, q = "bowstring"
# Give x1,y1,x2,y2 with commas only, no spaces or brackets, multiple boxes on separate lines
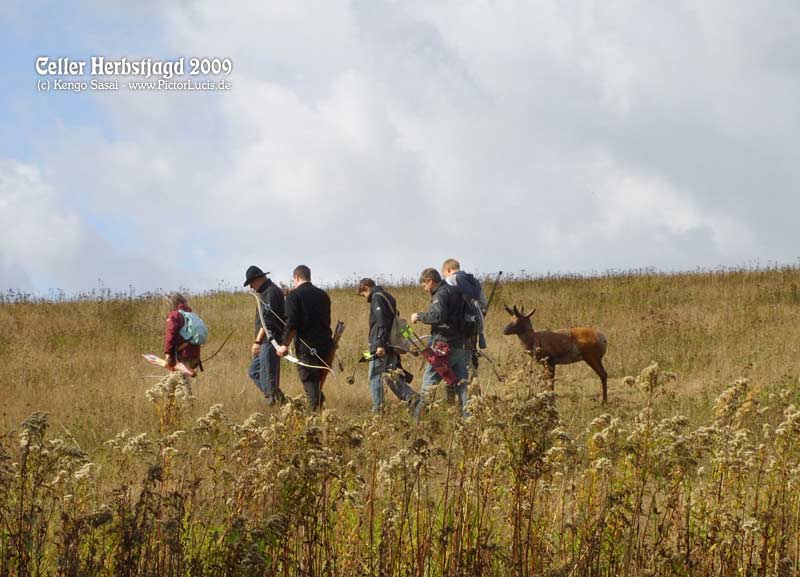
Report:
249,289,335,374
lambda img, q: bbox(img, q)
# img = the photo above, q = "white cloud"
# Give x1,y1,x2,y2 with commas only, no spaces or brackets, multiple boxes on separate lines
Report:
589,155,756,256
0,159,87,291
5,0,799,293
0,157,188,294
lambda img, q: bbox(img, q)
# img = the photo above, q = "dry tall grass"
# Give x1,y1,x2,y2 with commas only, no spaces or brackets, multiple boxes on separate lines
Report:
1,268,800,575
2,268,799,444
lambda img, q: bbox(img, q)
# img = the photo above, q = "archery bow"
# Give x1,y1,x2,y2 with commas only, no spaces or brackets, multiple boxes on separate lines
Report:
475,271,505,381
201,328,237,364
249,289,335,373
485,271,503,312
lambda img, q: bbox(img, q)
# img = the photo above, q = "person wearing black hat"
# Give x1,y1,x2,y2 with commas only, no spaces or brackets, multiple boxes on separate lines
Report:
244,265,287,405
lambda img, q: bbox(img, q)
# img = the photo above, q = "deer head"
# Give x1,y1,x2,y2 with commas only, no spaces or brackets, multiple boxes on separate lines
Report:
502,304,536,335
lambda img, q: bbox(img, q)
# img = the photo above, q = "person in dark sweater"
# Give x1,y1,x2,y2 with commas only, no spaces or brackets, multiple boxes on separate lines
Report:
244,265,287,405
276,265,333,411
163,292,202,372
357,278,418,412
410,267,470,416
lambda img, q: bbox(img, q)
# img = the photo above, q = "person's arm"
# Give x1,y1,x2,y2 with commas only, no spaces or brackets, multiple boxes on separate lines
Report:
276,328,296,357
372,296,393,355
277,293,297,357
252,326,267,358
415,295,445,325
268,286,286,344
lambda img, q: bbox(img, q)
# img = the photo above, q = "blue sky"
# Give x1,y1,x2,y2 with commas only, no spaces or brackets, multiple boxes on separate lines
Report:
1,2,165,148
2,1,799,295
1,2,163,260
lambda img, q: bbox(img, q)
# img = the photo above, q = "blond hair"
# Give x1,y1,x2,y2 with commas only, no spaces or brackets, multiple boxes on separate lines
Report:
441,258,460,273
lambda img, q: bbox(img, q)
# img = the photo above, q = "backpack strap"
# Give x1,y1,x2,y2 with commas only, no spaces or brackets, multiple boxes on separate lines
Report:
373,291,398,317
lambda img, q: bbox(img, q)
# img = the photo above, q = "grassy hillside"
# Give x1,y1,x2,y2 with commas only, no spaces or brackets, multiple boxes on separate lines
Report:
2,268,800,575
2,267,799,445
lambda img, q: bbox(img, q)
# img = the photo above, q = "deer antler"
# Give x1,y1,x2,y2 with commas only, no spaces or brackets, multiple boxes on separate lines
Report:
504,304,515,316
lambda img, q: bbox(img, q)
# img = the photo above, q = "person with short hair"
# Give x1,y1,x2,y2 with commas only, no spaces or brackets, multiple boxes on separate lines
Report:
244,265,287,405
163,292,202,372
441,259,488,312
276,265,334,411
357,278,418,412
410,268,470,415
441,258,488,394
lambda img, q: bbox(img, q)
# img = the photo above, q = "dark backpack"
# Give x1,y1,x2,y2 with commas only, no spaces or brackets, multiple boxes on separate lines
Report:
455,288,482,339
450,272,485,338
373,291,414,352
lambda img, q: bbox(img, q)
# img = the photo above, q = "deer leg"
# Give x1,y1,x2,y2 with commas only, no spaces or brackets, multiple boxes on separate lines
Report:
584,357,608,404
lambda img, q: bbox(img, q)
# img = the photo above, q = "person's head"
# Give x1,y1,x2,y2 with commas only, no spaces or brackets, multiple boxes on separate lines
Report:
357,277,375,299
292,265,311,287
243,265,268,290
441,258,461,278
250,275,267,290
419,267,441,294
166,292,187,310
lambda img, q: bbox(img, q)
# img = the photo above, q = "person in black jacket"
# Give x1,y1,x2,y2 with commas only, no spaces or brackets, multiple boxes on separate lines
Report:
245,265,287,405
276,265,333,411
357,278,418,412
410,267,470,415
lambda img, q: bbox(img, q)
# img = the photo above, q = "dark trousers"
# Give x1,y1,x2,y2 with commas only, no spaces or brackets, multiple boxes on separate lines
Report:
297,344,331,411
297,363,324,411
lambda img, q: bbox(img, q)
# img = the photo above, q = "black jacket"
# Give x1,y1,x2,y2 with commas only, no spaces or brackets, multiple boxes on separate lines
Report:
368,286,397,353
282,282,333,357
254,279,286,343
416,281,465,348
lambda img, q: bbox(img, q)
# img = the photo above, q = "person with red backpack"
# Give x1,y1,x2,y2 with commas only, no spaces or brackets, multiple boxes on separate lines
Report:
410,267,471,416
163,292,206,373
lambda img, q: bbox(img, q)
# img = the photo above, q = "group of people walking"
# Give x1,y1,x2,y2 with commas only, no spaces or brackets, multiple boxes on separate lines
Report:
163,259,490,416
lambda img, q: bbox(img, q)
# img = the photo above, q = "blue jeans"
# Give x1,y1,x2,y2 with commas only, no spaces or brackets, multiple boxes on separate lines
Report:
368,354,417,411
418,347,470,416
248,343,282,400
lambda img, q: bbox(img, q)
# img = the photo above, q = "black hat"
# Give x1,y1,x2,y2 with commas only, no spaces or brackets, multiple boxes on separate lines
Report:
243,265,269,286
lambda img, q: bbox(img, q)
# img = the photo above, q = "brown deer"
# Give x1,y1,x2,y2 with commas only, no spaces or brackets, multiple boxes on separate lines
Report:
503,304,609,403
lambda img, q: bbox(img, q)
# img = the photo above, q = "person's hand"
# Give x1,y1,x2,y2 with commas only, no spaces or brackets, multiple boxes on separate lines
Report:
164,354,176,370
375,347,386,358
276,344,289,357
410,313,419,324
251,343,261,358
